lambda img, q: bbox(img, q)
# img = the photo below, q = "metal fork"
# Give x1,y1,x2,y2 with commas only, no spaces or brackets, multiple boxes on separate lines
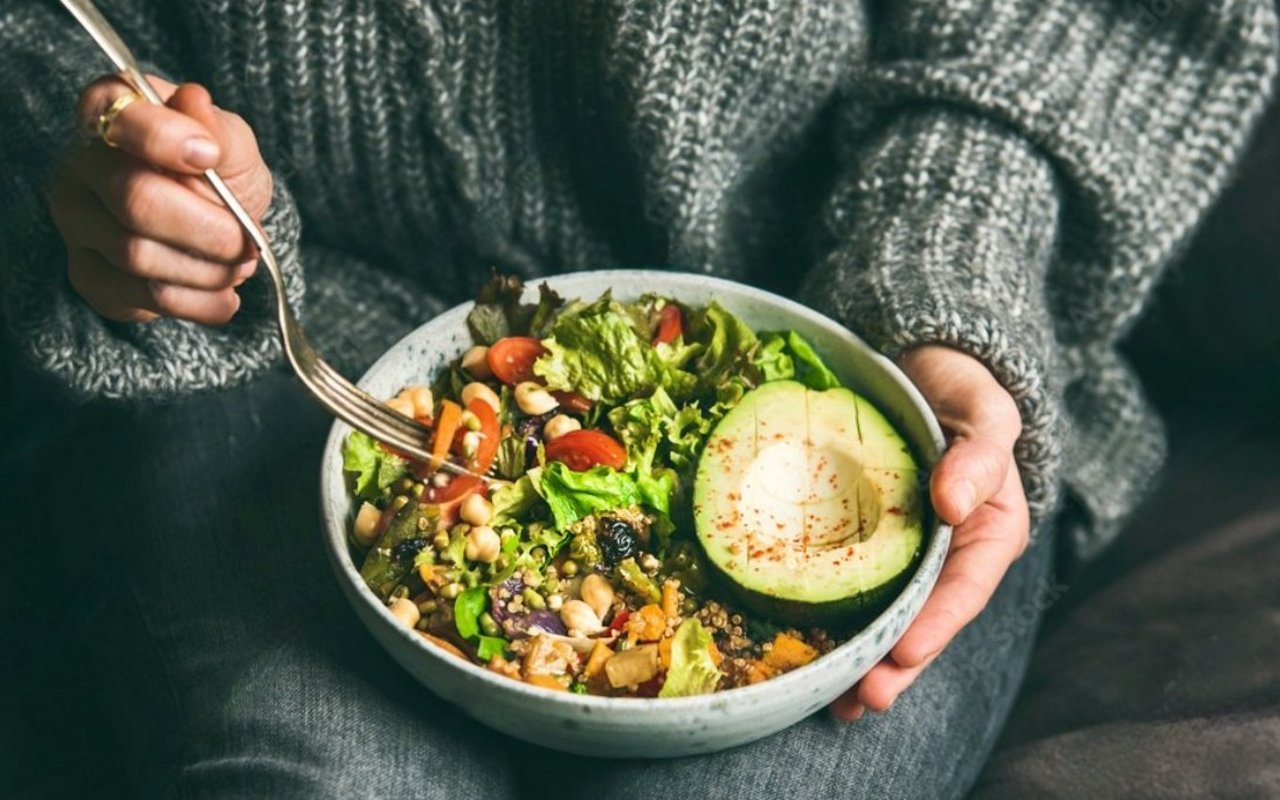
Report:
60,0,481,479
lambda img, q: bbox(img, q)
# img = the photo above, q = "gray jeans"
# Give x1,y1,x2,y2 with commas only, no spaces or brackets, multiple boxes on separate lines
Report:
10,369,1055,799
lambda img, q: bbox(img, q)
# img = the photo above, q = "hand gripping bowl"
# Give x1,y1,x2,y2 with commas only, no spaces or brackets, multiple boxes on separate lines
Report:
319,270,951,758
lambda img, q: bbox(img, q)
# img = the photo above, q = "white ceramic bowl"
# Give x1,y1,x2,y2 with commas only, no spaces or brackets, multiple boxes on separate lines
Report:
319,270,950,758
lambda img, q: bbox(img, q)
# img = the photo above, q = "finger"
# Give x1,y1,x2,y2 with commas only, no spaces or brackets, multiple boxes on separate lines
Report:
892,468,1029,668
167,88,274,220
930,434,1012,525
53,182,256,291
78,77,222,173
855,652,936,713
73,147,250,263
77,75,178,138
829,692,865,721
147,280,242,326
66,246,159,324
67,246,242,327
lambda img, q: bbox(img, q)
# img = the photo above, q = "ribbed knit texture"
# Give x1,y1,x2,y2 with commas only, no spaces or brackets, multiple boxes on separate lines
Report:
0,1,1275,558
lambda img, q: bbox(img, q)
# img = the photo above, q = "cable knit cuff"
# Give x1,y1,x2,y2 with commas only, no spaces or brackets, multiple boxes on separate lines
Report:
3,176,305,401
802,108,1066,527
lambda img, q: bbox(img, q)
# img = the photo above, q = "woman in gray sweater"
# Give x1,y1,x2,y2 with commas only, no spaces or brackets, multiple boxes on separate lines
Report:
2,1,1275,797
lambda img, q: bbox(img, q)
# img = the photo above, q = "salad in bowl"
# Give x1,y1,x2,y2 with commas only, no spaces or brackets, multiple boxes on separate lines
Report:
342,274,925,699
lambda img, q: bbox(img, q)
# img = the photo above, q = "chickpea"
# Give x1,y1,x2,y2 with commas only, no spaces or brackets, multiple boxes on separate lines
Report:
386,395,415,418
460,493,494,527
514,381,558,415
464,525,501,564
460,382,501,414
461,345,492,379
402,385,434,419
352,501,382,548
439,582,463,600
543,414,581,441
579,573,615,620
559,599,604,636
546,593,564,612
388,597,420,629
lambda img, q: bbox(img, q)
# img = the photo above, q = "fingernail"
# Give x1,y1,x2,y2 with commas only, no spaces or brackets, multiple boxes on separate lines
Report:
953,479,977,518
183,137,220,169
236,259,257,281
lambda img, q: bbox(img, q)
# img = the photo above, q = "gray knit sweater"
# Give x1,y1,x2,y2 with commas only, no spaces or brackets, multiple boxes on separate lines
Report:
1,1,1276,558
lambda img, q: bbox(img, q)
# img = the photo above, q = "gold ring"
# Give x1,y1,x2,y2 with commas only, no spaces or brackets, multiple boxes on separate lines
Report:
97,92,141,148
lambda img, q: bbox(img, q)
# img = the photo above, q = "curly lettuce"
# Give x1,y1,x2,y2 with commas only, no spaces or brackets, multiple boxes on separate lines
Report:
659,618,722,697
342,431,408,501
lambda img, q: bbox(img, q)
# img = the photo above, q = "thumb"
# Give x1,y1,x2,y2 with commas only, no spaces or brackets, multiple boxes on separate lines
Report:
166,84,222,157
931,434,1012,525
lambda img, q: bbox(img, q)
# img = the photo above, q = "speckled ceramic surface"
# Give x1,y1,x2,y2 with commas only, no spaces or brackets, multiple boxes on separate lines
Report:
319,270,951,758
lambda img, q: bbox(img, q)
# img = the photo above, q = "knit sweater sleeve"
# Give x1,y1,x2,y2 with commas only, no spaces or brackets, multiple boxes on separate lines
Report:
0,3,307,400
802,1,1278,529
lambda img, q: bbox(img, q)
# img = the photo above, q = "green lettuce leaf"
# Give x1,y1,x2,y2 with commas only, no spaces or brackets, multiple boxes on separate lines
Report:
667,403,712,473
533,298,669,403
490,475,542,527
753,333,797,383
783,331,842,389
658,618,722,698
535,463,642,530
607,387,680,474
686,302,759,391
466,274,565,343
454,586,510,661
342,431,408,501
454,586,488,640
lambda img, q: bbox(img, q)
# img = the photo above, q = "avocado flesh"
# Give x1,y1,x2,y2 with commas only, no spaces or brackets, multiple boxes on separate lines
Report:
694,381,924,626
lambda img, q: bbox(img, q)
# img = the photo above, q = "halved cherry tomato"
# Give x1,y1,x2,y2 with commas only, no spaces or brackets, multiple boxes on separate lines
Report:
653,304,684,345
544,429,627,471
550,390,593,415
487,337,547,385
428,474,483,506
465,398,500,474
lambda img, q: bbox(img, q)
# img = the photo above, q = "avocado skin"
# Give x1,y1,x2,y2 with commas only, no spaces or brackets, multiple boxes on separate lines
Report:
706,542,924,630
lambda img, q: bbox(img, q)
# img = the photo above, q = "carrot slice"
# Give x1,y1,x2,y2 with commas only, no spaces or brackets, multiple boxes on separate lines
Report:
430,400,462,470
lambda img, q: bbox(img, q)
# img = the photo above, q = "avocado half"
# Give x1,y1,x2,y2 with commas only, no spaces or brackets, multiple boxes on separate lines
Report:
693,381,924,628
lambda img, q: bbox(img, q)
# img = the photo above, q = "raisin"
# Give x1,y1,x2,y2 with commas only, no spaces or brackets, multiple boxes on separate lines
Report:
598,518,639,566
392,537,429,563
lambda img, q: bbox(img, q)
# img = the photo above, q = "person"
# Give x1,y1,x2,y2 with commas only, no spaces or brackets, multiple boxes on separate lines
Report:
0,1,1274,797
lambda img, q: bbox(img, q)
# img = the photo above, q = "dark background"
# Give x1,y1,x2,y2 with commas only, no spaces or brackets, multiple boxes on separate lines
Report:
2,73,1277,800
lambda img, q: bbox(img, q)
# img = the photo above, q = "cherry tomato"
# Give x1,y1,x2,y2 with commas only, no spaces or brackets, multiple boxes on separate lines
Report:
428,474,483,506
653,304,684,345
487,337,547,385
465,398,500,474
544,429,627,472
550,390,593,415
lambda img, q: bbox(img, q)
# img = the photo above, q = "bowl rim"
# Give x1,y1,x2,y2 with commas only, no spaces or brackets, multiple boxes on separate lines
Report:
320,269,951,711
